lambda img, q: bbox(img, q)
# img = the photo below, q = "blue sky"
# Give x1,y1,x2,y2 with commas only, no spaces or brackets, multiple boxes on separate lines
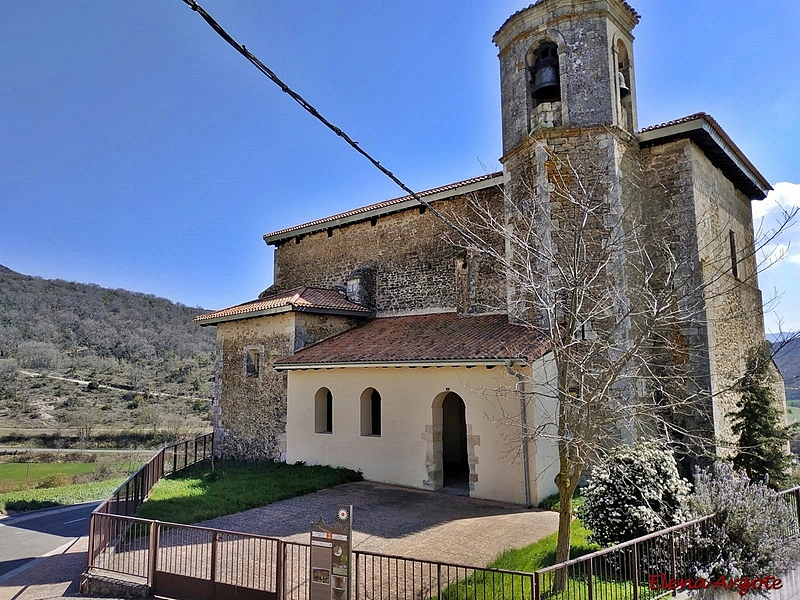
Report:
1,1,798,331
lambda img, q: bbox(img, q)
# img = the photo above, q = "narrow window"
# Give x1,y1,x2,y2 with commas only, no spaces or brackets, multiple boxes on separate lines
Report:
245,348,261,377
315,388,333,433
360,388,382,436
729,230,739,279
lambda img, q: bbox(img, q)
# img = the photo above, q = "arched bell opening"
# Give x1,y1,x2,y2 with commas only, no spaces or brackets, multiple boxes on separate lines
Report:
615,39,635,131
527,41,563,130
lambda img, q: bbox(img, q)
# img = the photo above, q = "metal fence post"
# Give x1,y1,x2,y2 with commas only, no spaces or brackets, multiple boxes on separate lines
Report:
632,543,640,600
211,531,218,598
354,552,359,600
534,571,541,600
795,489,800,533
148,521,160,588
670,531,678,597
87,513,96,570
587,557,594,600
275,539,285,599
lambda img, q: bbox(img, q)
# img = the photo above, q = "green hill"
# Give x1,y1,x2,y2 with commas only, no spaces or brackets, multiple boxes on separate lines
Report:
0,265,216,444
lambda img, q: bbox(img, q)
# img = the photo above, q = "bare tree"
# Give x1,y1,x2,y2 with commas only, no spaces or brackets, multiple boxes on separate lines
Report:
451,140,796,582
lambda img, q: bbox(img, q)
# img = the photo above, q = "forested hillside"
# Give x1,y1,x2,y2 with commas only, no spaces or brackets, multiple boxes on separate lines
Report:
0,265,216,443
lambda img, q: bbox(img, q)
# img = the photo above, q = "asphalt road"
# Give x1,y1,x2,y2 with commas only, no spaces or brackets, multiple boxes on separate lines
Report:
0,502,98,580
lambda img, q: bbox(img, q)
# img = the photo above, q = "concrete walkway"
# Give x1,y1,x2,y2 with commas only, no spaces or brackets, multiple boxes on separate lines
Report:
201,481,560,567
0,481,559,599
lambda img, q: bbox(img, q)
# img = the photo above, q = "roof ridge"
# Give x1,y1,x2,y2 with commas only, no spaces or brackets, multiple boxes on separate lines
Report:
263,171,502,242
639,112,708,133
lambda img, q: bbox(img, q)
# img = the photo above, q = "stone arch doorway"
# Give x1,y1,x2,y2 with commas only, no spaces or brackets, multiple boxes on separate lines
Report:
426,391,477,495
442,392,469,491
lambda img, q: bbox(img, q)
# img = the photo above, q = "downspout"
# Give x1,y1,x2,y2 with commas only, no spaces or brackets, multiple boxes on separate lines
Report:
507,361,532,508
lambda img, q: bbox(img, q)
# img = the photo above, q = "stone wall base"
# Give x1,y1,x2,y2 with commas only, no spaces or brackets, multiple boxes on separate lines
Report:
80,571,152,599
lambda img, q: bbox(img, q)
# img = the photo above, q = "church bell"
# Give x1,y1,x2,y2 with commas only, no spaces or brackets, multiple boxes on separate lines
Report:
618,70,631,98
531,43,560,102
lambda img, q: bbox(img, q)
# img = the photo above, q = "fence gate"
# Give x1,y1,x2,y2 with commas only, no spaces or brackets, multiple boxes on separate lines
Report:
152,523,283,600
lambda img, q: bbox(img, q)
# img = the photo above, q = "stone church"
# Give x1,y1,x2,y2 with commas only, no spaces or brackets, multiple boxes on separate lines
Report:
197,0,775,505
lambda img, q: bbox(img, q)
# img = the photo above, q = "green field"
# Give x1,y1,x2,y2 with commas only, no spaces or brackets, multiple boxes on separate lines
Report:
787,405,800,424
0,477,126,514
0,462,97,487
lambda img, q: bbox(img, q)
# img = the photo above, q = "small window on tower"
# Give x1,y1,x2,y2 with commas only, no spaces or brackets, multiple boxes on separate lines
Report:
729,230,739,280
245,348,261,377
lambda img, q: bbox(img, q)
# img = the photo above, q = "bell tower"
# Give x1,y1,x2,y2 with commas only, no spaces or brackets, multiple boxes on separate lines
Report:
494,0,639,154
494,0,648,442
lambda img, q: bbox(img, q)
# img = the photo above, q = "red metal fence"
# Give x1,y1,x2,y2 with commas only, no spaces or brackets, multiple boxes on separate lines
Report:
89,433,213,566
87,440,800,600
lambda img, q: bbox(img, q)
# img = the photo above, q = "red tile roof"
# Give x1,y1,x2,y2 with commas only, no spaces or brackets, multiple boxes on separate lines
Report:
274,312,549,367
195,287,372,325
263,172,502,243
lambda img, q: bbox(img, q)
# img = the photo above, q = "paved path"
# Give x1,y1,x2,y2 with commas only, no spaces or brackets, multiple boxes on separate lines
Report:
0,536,86,600
201,481,560,567
0,503,99,580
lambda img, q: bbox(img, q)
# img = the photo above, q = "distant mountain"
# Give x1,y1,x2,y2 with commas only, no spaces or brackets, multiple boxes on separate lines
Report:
772,336,800,406
0,265,217,436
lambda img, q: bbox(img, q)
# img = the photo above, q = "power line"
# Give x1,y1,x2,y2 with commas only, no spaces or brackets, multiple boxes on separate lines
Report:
180,0,483,245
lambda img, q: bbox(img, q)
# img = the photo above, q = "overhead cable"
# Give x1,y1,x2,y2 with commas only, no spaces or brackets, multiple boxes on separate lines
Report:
180,0,484,246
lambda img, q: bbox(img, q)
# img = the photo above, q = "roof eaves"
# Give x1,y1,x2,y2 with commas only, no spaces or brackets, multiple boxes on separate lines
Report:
263,172,504,245
196,304,373,326
274,358,529,371
638,114,772,201
195,304,293,326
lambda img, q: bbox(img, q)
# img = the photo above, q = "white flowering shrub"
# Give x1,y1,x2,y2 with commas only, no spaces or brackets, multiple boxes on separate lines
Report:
688,463,800,587
579,440,691,546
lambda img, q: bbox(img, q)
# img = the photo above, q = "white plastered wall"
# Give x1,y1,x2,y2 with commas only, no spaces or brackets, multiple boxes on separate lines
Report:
284,357,558,505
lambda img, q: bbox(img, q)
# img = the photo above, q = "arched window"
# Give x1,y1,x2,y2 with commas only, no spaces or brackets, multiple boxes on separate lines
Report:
315,387,333,434
360,388,381,437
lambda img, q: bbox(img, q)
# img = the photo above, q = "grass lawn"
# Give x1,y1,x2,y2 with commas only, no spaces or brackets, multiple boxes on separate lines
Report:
437,521,604,600
136,461,362,524
0,477,126,514
490,519,599,572
0,462,98,488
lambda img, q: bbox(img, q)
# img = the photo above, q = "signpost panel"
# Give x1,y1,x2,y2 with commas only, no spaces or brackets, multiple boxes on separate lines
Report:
310,506,353,600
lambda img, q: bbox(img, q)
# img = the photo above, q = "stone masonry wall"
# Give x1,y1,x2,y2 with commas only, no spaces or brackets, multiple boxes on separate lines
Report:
213,312,362,461
271,188,506,316
641,139,717,463
689,143,766,452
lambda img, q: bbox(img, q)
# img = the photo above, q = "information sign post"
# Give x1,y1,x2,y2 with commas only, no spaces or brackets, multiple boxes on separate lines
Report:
309,506,353,600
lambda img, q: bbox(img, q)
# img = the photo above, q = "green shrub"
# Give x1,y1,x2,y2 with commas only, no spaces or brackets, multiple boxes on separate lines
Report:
36,472,70,489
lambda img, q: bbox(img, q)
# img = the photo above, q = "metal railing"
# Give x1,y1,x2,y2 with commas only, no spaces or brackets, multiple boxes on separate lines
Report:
532,485,800,600
86,443,799,600
89,433,213,567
